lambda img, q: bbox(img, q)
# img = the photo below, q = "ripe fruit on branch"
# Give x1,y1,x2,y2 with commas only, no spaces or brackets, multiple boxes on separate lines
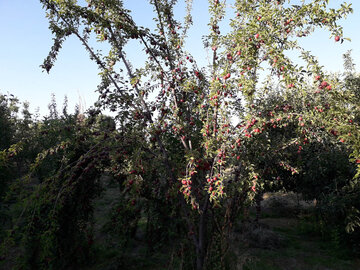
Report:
335,35,340,42
319,81,329,89
224,73,231,80
321,81,328,87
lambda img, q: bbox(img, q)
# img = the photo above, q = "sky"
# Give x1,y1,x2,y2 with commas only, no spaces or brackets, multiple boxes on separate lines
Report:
0,0,360,117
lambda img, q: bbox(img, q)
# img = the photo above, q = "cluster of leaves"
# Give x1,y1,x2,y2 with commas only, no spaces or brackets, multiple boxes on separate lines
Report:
0,94,189,269
0,95,84,266
240,52,360,252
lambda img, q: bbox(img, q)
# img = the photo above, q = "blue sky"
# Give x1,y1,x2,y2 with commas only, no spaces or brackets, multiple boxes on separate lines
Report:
1,0,359,116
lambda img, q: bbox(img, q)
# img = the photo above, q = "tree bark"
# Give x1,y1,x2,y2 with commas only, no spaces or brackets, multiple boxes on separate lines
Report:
196,196,210,270
196,211,206,270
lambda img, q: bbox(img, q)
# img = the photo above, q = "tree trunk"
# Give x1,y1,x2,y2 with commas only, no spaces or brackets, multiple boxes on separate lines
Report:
196,199,209,270
196,212,206,270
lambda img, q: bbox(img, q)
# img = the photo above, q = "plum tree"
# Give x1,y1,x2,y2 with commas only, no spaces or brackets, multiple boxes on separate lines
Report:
21,0,359,268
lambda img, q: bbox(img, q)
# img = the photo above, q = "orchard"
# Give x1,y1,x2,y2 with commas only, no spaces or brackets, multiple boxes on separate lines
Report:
1,0,360,269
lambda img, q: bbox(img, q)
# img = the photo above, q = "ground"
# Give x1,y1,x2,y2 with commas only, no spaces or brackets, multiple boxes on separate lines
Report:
90,189,360,269
235,193,360,270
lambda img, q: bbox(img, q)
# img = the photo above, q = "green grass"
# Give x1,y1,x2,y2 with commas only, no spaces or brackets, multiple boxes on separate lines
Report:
243,259,282,270
240,216,359,270
90,190,360,270
242,245,357,270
